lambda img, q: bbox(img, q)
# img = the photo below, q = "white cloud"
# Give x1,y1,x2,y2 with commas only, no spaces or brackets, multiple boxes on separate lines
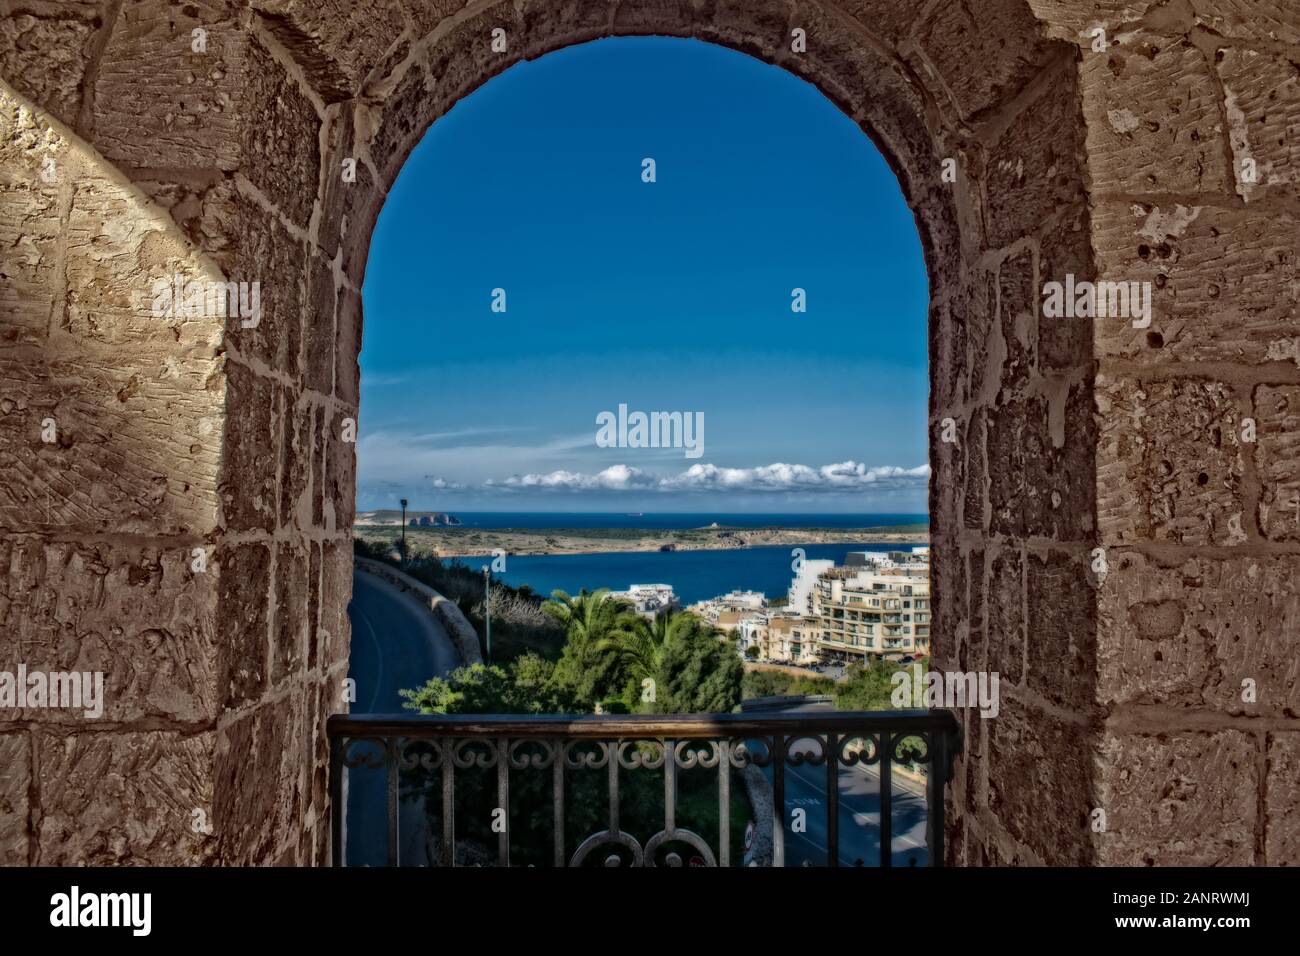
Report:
489,461,929,494
496,463,658,491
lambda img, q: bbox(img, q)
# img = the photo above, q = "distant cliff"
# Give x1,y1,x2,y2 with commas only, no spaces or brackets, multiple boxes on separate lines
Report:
355,510,461,527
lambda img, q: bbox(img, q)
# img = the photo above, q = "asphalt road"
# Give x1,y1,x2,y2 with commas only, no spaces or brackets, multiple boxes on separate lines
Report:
760,701,930,867
344,568,460,866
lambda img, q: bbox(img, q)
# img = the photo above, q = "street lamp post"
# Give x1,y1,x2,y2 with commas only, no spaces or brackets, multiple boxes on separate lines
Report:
482,565,492,662
399,498,408,566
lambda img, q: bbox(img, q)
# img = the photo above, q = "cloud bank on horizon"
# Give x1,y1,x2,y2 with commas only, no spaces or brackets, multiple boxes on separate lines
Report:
356,459,930,511
493,461,931,492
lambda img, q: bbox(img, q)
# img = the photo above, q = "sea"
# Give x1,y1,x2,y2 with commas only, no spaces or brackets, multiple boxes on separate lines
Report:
446,512,927,530
439,513,928,606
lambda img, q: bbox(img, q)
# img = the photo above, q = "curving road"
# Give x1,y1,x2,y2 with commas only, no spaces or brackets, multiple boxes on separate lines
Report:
344,568,461,866
761,701,930,867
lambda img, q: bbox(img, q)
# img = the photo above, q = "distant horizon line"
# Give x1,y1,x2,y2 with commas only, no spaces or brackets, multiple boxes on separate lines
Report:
356,508,931,516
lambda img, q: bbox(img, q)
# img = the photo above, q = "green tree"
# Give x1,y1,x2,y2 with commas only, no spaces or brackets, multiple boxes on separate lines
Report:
543,588,641,708
603,609,707,709
834,657,920,711
654,624,744,714
400,653,577,715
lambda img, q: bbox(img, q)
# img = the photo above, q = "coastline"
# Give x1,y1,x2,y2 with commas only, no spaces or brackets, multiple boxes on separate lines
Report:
353,524,930,557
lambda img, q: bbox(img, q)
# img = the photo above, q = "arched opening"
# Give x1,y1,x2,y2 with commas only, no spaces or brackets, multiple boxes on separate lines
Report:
346,35,931,866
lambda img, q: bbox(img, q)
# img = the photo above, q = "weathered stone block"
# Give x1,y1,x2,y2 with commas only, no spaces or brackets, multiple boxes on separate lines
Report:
960,271,997,402
1096,376,1246,545
366,61,430,198
988,387,1094,541
323,410,356,531
0,98,62,346
93,0,245,171
219,359,278,532
0,7,104,128
255,0,408,101
1024,0,1155,39
931,407,963,536
928,536,964,671
316,102,378,272
963,407,986,532
1097,728,1257,865
272,541,307,683
998,249,1036,394
335,286,361,407
1266,732,1300,866
1081,37,1227,195
1026,549,1096,711
37,729,215,864
1092,201,1298,365
1257,385,1300,541
1036,202,1093,372
64,174,225,349
1189,0,1300,46
1098,552,1300,715
0,732,29,864
213,693,302,864
0,538,218,723
242,34,321,229
304,252,336,398
986,59,1085,247
215,540,271,708
401,0,478,38
611,0,712,38
319,538,352,670
834,0,931,47
931,299,966,414
202,187,306,379
278,386,313,530
988,548,1025,685
912,0,1050,121
307,541,322,669
987,698,1094,865
1217,48,1300,204
0,353,223,535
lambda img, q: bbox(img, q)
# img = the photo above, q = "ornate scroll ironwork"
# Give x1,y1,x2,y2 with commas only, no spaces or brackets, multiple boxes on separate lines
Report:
328,710,962,868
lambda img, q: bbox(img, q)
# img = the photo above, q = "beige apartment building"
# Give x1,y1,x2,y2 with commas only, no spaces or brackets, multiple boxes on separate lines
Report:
711,552,931,667
810,554,931,662
738,612,816,664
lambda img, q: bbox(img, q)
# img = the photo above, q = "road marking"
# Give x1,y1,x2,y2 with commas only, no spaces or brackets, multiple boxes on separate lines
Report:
779,761,928,861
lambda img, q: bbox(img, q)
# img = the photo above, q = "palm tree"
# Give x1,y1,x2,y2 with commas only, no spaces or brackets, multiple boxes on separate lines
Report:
542,589,641,705
606,609,698,685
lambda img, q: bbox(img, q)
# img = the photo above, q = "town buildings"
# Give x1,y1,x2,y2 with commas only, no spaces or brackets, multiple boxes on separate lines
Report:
693,549,931,665
608,583,680,620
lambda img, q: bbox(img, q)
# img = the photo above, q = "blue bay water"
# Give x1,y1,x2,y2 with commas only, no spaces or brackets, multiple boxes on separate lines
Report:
448,512,927,531
448,542,925,606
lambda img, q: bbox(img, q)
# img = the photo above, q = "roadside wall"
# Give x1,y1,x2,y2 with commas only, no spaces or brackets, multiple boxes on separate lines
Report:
353,556,482,667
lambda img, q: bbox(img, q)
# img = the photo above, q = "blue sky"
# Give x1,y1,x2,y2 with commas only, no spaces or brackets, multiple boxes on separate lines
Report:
358,37,928,514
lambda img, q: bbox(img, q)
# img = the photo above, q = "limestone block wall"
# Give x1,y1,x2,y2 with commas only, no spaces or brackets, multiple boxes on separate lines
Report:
0,0,354,865
0,0,1294,866
1028,0,1300,867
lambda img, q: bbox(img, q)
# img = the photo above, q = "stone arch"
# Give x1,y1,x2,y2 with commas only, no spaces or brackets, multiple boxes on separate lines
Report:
1,0,1296,866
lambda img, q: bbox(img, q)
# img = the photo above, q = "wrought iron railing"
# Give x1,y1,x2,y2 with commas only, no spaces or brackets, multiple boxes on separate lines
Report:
328,709,961,867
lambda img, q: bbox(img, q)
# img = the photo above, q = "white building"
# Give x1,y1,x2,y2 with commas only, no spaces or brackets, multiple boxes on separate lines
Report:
716,589,766,609
787,559,834,615
610,583,679,620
